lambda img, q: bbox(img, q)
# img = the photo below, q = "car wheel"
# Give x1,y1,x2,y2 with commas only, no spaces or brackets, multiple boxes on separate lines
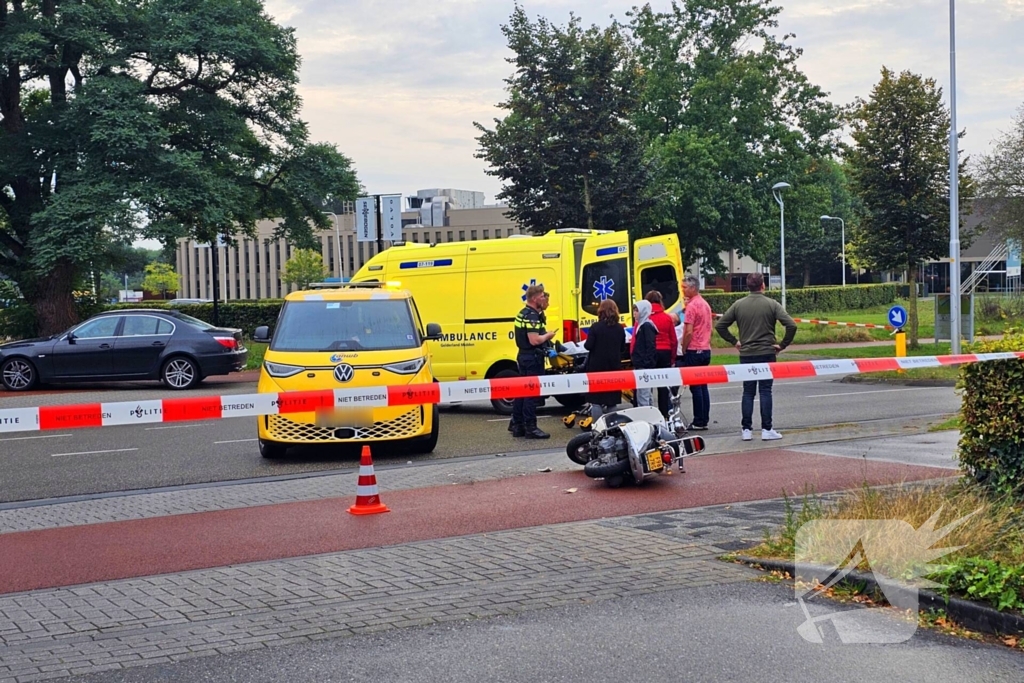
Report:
259,439,288,459
162,356,200,390
1,358,38,391
490,368,519,415
409,407,440,454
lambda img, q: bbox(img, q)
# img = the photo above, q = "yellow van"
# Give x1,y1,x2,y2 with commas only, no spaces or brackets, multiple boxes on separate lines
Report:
350,229,683,413
252,283,441,458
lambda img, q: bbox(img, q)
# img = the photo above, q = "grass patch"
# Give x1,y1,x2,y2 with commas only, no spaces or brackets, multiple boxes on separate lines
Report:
793,342,952,359
244,340,266,371
929,415,963,432
747,481,1024,614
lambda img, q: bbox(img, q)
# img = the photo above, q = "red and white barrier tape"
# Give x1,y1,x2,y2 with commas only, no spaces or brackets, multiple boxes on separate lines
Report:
1,352,1020,434
711,312,896,330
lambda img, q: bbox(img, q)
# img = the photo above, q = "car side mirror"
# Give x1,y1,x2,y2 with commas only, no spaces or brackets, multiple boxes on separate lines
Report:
253,326,271,343
67,332,77,345
425,323,442,341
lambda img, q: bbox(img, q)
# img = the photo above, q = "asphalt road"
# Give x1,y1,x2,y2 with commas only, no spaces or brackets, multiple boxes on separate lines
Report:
0,378,960,503
69,580,1022,683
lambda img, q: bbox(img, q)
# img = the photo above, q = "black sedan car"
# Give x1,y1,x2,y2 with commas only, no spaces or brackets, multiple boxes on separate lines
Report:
0,309,248,391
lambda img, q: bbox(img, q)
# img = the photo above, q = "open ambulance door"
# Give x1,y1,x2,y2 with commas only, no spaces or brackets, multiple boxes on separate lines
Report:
577,232,631,338
633,234,684,318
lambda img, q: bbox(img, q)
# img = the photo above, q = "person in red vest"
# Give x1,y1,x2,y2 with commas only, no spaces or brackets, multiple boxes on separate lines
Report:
645,290,677,416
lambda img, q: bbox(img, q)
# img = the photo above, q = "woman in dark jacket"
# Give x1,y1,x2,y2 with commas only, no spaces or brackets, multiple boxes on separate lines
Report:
584,299,626,417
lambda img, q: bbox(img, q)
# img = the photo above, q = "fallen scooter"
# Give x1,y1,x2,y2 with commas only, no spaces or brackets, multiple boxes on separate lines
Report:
565,393,706,488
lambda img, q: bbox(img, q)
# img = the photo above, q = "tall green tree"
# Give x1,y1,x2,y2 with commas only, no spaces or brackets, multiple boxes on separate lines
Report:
0,0,360,335
475,6,650,233
282,248,326,291
847,67,974,347
629,0,842,270
975,103,1024,245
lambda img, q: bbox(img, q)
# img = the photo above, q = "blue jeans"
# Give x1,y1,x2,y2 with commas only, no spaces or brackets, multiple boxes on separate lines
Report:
681,350,711,427
740,354,776,431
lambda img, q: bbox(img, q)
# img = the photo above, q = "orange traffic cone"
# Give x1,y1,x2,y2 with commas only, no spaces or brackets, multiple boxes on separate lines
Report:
348,445,390,515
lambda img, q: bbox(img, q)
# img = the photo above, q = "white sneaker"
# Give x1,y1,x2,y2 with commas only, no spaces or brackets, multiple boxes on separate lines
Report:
741,429,752,441
762,429,783,441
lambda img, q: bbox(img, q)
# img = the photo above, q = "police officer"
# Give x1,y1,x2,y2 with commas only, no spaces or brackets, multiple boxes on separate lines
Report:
511,284,555,439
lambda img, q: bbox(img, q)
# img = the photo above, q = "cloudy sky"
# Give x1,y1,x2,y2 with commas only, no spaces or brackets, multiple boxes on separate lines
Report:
265,0,1024,205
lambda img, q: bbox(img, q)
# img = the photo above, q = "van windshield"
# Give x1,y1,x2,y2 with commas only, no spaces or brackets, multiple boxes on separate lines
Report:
271,300,420,352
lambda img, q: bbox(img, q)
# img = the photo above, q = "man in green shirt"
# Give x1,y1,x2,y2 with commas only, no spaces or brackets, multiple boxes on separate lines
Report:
714,272,797,442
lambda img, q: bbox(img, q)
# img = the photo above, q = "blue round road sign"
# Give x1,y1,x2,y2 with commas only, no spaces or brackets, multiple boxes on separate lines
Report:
888,305,908,329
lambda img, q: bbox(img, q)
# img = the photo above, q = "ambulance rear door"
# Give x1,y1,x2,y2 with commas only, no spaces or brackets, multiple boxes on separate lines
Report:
633,234,684,317
577,232,631,334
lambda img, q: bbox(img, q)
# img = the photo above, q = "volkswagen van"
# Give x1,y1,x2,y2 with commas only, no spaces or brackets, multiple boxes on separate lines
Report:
252,283,441,457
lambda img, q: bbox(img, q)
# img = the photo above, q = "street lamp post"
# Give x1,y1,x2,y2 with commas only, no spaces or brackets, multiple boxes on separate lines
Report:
772,182,791,310
323,211,343,280
820,215,846,287
948,0,962,354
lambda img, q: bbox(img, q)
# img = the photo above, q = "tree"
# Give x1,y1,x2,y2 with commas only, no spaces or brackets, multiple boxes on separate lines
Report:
141,263,179,299
0,0,360,335
474,6,650,233
975,104,1024,245
282,249,326,291
629,0,842,270
847,68,975,347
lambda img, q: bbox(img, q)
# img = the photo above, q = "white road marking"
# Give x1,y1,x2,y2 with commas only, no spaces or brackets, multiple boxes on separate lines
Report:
51,448,138,458
0,434,72,442
145,424,209,431
804,387,934,399
214,439,258,444
486,415,553,422
709,401,741,405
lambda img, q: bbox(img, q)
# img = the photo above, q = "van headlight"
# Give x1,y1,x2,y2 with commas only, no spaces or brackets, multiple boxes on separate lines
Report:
383,358,425,375
264,361,305,378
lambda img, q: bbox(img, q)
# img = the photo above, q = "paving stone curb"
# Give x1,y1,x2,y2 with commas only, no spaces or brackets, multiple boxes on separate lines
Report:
735,556,1024,638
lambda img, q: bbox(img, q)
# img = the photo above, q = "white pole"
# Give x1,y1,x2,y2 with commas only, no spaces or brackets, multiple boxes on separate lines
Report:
780,199,787,309
840,218,846,287
949,0,962,353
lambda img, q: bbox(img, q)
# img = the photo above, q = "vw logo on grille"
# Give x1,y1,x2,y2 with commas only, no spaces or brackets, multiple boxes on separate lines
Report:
333,363,355,383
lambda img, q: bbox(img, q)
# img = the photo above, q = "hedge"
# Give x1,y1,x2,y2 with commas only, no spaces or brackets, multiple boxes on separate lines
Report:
957,330,1024,499
702,283,899,315
103,301,284,336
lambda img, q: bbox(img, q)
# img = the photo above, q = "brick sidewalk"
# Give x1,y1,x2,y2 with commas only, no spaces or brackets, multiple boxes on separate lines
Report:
0,500,786,681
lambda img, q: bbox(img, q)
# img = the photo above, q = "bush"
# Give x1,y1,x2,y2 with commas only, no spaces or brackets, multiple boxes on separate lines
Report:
958,330,1024,498
702,283,898,315
104,301,284,336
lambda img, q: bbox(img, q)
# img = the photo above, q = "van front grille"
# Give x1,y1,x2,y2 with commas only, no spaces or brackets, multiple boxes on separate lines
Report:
266,408,422,442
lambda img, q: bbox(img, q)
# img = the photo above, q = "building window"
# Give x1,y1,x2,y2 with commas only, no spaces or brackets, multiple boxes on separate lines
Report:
435,232,441,244
459,231,465,241
447,231,454,242
327,236,334,273
411,232,418,243
470,230,477,240
483,230,489,239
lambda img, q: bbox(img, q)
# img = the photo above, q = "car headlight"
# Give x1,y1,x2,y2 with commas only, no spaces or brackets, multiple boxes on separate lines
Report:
383,358,425,375
264,361,305,378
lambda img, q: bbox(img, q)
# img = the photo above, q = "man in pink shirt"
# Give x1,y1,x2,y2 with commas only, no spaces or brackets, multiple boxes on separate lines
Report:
677,276,713,430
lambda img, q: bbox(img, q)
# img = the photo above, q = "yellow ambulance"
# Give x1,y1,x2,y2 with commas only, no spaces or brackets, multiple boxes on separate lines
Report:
350,229,683,413
252,283,441,458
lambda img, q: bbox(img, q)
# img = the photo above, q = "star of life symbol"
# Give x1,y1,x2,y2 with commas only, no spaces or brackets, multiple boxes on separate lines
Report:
593,276,615,301
793,507,978,644
521,279,541,302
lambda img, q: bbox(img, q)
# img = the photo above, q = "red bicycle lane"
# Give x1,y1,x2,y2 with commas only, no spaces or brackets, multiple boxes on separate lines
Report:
0,448,954,594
